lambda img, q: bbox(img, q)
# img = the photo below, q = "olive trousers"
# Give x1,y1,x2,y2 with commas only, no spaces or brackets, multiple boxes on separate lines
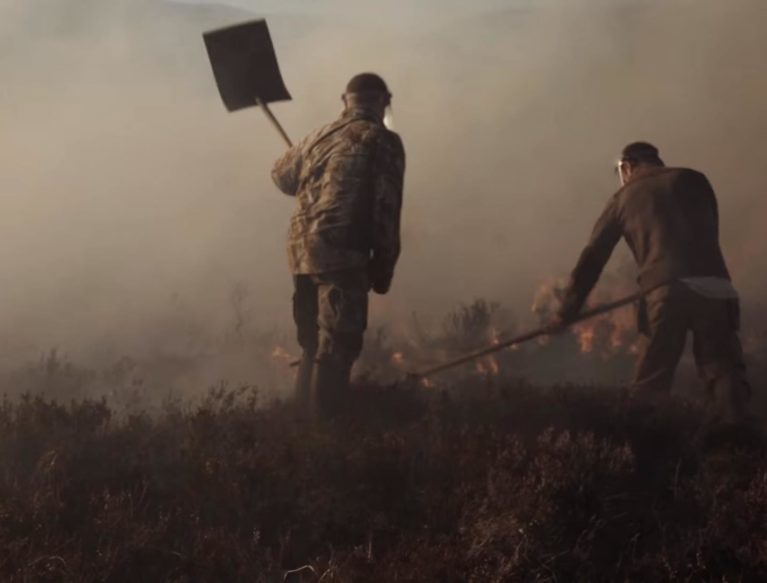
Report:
292,269,368,416
634,282,750,424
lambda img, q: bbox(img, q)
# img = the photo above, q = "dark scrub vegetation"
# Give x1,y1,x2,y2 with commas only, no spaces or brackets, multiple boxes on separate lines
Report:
0,379,765,582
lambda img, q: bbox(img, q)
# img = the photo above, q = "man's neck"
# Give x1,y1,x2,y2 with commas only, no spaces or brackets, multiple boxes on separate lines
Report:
343,106,383,123
629,164,664,183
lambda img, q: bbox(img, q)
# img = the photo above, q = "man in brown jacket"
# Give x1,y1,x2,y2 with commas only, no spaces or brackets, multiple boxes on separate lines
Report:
554,142,750,427
271,73,405,417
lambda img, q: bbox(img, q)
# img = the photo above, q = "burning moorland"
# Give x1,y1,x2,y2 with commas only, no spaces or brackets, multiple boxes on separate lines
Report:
3,0,767,580
1,323,767,581
0,287,765,580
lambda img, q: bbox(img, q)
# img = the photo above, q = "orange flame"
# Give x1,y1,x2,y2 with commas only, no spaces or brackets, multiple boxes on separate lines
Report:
271,345,294,364
576,325,596,353
475,356,500,377
533,278,639,358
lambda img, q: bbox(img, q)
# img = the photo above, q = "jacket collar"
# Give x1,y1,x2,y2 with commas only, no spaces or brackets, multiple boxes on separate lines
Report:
341,107,383,125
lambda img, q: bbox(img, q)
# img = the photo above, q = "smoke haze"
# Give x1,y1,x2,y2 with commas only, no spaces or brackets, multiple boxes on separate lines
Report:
1,0,765,369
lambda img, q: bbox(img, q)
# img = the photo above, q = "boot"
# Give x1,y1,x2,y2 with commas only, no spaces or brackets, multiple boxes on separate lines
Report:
310,359,352,420
706,373,750,425
699,374,763,451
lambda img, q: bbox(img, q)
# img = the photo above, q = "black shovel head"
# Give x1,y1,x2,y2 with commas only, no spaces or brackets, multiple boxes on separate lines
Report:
203,19,291,112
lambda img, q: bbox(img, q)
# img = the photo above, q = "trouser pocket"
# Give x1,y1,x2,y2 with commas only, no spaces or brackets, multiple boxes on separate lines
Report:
316,270,369,364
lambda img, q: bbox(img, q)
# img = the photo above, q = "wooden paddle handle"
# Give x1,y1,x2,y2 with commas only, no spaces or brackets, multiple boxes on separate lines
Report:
255,97,293,148
412,291,645,379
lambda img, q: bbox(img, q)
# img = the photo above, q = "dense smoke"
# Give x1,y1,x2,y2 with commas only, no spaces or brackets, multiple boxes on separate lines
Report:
1,0,765,375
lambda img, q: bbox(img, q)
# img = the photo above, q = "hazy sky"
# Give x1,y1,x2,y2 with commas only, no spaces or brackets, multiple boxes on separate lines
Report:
1,0,765,364
173,0,524,18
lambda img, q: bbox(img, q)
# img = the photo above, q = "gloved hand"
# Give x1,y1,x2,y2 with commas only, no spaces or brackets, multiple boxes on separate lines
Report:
369,259,394,295
549,289,580,333
547,313,570,334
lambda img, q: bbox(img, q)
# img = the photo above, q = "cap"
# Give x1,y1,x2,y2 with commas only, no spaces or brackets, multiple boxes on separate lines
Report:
621,142,661,163
345,73,390,96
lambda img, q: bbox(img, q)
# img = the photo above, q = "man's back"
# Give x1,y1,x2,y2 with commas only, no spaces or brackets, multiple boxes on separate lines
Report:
616,167,730,290
272,109,405,275
560,165,732,317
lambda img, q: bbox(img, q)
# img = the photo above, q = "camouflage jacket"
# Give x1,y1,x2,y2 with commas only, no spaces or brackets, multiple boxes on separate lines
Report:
271,108,405,287
560,167,731,320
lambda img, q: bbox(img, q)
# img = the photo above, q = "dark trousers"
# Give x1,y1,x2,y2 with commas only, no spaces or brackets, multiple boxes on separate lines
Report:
292,269,369,408
634,282,749,423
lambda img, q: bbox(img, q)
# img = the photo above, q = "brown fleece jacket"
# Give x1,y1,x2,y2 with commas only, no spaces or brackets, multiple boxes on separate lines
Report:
560,166,731,319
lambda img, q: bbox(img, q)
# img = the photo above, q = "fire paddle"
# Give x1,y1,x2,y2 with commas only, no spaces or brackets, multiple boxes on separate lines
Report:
204,19,293,147
409,291,646,380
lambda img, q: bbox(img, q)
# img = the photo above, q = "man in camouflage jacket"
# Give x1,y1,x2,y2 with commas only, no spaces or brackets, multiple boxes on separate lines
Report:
271,73,405,417
553,143,750,434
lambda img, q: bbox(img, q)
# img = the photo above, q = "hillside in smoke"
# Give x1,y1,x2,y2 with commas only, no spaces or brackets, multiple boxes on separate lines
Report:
0,4,766,578
1,0,316,364
1,0,766,378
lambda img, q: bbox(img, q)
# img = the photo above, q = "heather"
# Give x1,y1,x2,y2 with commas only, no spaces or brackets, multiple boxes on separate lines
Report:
1,379,765,582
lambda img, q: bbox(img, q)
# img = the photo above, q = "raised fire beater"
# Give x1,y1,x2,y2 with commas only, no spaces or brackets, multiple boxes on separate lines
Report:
203,22,406,418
